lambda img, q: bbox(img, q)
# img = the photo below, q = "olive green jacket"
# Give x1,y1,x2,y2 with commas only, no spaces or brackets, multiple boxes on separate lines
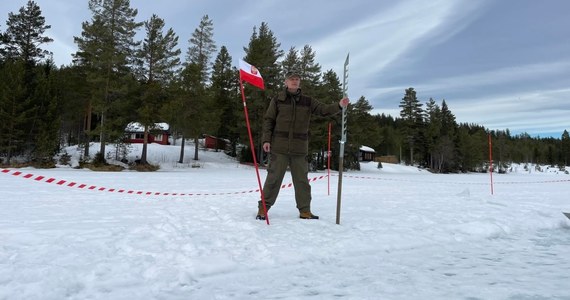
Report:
262,89,342,155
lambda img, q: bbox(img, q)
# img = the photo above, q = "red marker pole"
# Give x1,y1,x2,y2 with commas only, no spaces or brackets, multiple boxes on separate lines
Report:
328,122,332,195
488,133,494,195
239,81,269,225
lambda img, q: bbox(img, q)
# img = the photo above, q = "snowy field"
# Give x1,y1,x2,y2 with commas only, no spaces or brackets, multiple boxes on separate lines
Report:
1,143,569,300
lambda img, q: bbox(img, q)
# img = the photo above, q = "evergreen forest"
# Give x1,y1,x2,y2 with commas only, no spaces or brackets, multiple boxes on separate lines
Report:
1,1,569,173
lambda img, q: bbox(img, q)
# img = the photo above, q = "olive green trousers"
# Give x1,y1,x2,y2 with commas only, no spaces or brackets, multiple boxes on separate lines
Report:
258,153,311,213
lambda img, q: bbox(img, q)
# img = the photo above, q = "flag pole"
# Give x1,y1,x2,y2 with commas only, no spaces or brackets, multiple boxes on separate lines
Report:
336,53,349,225
239,80,270,225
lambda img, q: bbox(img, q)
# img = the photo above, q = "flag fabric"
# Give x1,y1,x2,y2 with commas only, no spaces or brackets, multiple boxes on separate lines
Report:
239,60,265,90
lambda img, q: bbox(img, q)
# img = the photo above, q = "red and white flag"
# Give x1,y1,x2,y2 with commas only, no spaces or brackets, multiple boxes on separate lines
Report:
239,60,264,90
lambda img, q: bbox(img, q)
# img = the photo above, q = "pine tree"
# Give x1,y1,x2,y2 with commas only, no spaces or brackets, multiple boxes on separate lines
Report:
375,114,400,158
456,124,484,172
431,99,456,171
298,45,321,95
0,60,60,165
185,15,216,82
560,130,570,166
210,46,239,155
312,69,343,169
179,14,217,162
136,14,180,84
134,14,181,164
440,100,456,137
424,98,441,170
242,22,283,163
281,47,300,75
73,0,141,164
0,25,8,62
56,65,91,148
347,96,381,170
398,87,424,165
3,0,53,66
0,61,27,164
2,1,56,165
32,61,61,166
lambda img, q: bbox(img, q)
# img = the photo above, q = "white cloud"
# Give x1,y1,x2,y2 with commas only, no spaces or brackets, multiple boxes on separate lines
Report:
319,2,483,70
450,87,570,134
416,60,570,95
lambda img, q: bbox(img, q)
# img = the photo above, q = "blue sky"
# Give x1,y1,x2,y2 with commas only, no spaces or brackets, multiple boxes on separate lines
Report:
2,0,569,137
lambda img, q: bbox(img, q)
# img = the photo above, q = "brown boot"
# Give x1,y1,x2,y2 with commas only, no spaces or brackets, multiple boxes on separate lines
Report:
299,211,319,220
256,207,268,220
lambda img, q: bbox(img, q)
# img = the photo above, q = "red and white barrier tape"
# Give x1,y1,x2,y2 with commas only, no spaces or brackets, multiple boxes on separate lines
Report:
2,168,567,197
331,173,570,185
1,169,328,196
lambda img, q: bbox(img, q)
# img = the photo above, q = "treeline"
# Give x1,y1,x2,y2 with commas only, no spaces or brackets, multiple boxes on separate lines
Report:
1,1,568,172
394,88,569,172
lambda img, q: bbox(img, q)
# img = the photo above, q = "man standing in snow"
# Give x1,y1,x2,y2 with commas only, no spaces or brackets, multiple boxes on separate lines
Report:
256,69,350,220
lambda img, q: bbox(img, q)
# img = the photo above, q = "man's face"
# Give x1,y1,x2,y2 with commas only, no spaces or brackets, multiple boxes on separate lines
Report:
285,76,301,90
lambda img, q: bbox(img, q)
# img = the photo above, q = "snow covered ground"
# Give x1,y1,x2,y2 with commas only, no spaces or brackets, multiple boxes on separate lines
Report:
1,143,569,300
